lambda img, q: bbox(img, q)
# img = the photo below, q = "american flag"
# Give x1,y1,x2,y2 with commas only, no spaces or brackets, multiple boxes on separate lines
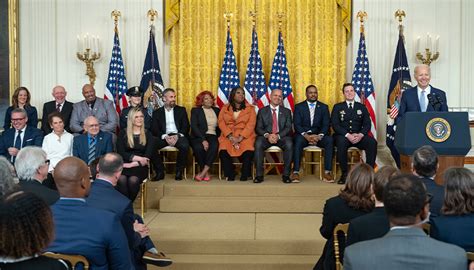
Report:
217,29,240,108
105,30,128,114
386,26,411,167
244,28,268,108
140,25,164,116
351,31,376,139
268,32,294,112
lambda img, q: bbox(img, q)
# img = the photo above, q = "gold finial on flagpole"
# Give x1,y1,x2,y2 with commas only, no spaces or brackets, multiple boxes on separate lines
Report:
276,12,284,31
224,12,233,29
147,9,158,24
111,10,121,28
395,9,406,25
357,11,367,33
249,0,257,27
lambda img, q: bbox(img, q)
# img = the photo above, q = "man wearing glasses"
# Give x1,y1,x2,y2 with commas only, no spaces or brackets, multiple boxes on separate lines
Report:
0,108,43,163
15,146,59,205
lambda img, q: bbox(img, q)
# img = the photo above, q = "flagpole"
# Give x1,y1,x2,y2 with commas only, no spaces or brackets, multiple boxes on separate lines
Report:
111,10,121,111
147,9,158,85
356,11,367,104
276,12,284,88
395,9,406,94
249,9,258,106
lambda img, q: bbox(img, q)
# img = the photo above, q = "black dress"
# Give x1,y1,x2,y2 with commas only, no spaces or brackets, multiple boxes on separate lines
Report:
117,130,157,180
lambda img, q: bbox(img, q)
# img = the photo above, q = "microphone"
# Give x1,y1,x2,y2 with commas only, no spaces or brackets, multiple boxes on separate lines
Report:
427,93,442,111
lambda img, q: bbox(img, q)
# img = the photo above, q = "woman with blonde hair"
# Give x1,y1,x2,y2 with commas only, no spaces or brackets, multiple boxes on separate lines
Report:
4,86,38,129
116,108,157,201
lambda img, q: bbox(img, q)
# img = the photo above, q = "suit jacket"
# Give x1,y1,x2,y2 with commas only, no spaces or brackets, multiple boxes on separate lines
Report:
190,107,221,142
48,199,132,270
72,131,113,164
3,106,38,130
41,100,73,134
218,103,256,156
151,105,189,138
315,195,371,270
18,179,59,205
346,206,390,246
70,98,118,133
294,100,330,135
86,179,141,250
0,126,44,161
398,86,448,122
331,102,371,136
344,227,467,270
120,106,152,130
255,105,292,138
0,256,67,270
431,213,474,252
421,176,444,217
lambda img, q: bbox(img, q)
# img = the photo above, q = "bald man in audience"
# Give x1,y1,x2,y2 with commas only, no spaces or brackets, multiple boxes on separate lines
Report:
47,156,132,270
41,85,73,134
73,116,113,165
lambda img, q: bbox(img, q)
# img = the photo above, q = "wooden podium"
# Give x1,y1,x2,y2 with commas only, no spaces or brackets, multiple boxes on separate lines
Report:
395,112,471,186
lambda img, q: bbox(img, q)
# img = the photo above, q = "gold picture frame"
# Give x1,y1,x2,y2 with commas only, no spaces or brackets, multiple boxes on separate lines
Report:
8,0,19,99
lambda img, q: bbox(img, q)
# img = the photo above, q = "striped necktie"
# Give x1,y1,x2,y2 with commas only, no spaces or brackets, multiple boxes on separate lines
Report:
88,137,96,165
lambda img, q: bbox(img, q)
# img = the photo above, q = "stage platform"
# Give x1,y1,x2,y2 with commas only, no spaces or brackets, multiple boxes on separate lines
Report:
136,175,341,270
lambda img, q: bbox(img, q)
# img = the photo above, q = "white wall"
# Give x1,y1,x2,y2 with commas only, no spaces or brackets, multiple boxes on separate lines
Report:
19,0,167,115
349,0,472,144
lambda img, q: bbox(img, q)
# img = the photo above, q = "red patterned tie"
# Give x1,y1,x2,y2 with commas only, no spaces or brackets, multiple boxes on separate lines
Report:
272,109,278,134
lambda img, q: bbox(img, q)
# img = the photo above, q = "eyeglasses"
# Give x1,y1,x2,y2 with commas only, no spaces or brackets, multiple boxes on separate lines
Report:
11,118,26,121
44,159,50,165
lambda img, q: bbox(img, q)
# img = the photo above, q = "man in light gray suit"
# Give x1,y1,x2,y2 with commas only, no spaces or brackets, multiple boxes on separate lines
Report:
70,84,118,134
254,89,293,184
344,174,466,270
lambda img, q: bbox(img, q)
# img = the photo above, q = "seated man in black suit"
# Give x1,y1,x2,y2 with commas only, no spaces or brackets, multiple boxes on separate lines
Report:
15,146,59,205
0,108,43,163
346,166,400,246
292,85,334,183
73,116,113,165
411,145,444,217
254,89,293,183
151,88,190,180
87,153,172,269
41,85,73,135
331,83,377,184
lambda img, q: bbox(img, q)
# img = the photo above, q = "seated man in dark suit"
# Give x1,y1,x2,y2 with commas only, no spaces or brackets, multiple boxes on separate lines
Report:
87,153,172,269
73,116,113,165
292,85,334,183
411,145,444,217
331,83,377,184
346,166,400,246
15,146,59,205
0,108,43,163
41,85,73,134
151,88,190,180
254,89,293,184
344,174,466,270
398,64,448,121
47,156,132,270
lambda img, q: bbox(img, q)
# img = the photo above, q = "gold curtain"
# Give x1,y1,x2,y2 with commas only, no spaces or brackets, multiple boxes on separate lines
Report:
168,0,350,111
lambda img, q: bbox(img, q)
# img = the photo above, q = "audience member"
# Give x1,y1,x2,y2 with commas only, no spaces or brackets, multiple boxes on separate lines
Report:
0,191,67,270
87,153,172,269
218,87,256,181
314,163,374,270
73,116,113,165
42,112,73,172
344,174,466,270
3,86,38,130
70,84,118,134
0,108,43,163
346,165,400,246
292,84,334,183
190,91,220,181
331,83,377,184
117,108,156,201
431,167,474,252
254,89,293,183
0,156,17,197
120,86,152,130
15,146,58,205
41,85,73,134
151,88,190,180
47,156,132,270
412,145,444,216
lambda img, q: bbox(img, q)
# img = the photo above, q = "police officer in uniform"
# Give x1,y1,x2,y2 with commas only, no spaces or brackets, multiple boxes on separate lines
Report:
120,86,152,130
331,83,377,184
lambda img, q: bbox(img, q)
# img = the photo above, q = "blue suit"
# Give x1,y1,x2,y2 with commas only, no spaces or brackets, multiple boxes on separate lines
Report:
0,126,43,162
73,131,113,164
48,198,132,270
431,213,474,252
87,179,155,270
421,176,444,217
398,86,448,122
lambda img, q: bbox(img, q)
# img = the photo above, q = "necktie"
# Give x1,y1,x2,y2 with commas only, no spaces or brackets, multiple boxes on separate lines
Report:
88,137,96,165
419,90,426,112
12,130,22,163
272,109,278,134
349,103,353,110
56,103,61,112
309,103,316,126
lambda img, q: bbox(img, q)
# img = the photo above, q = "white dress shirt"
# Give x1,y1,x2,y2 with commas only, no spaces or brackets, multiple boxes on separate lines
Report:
42,131,74,172
417,85,431,112
163,107,179,139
